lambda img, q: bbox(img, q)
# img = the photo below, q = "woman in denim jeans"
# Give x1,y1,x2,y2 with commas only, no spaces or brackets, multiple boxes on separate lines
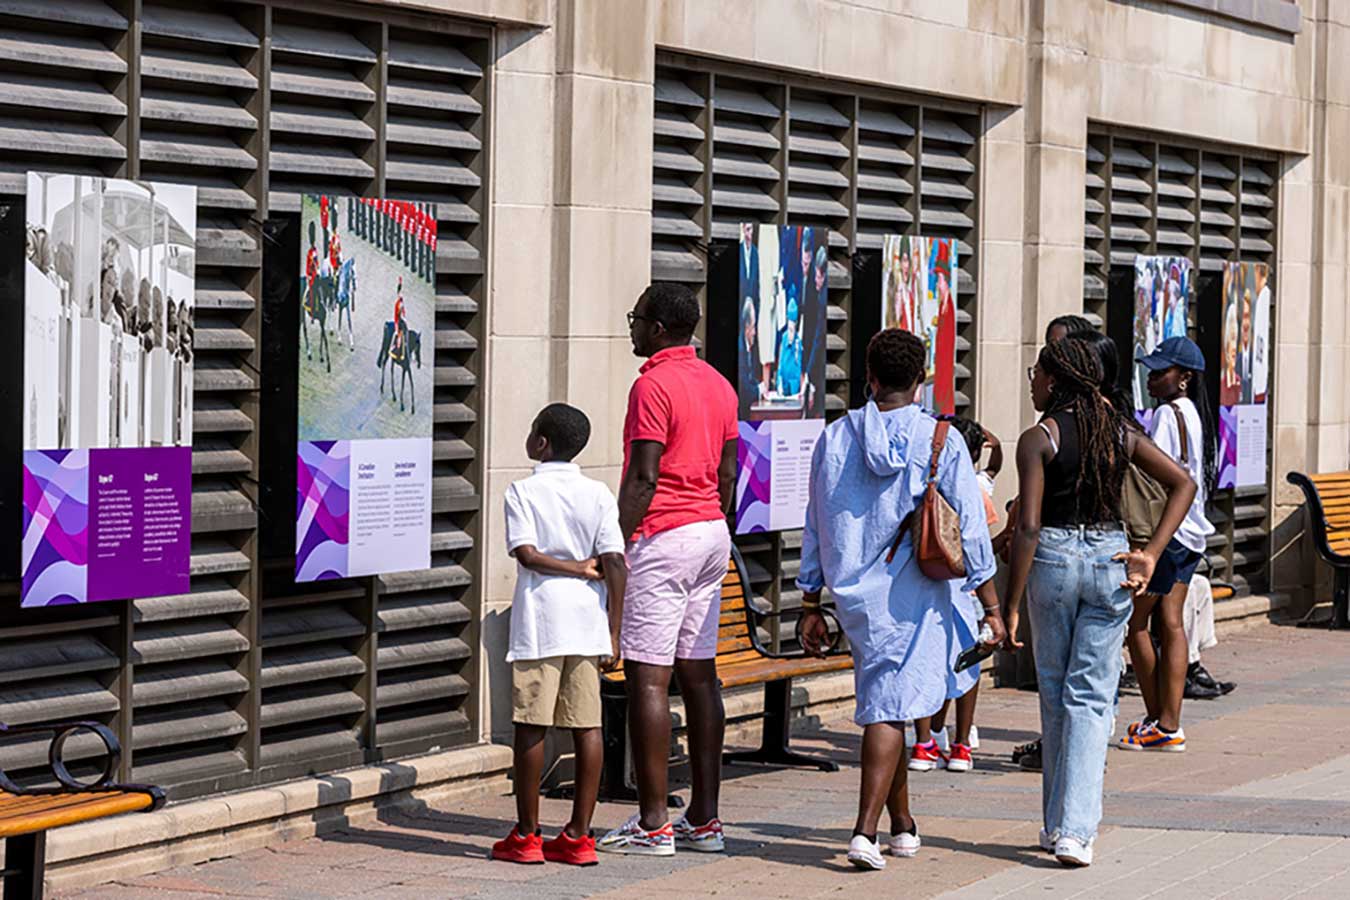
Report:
1002,336,1194,868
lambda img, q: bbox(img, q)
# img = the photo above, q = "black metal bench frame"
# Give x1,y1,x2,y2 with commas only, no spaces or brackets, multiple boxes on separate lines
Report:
596,547,848,803
1,722,165,900
1287,472,1350,630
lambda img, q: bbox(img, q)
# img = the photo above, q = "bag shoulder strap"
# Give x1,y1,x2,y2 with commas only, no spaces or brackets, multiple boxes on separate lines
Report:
928,419,950,484
1167,401,1190,465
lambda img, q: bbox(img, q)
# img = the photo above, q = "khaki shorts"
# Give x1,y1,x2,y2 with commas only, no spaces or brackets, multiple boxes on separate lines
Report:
511,656,602,729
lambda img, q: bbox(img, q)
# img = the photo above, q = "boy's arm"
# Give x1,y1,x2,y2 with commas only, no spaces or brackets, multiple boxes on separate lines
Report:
512,545,601,580
983,427,1004,478
600,552,627,665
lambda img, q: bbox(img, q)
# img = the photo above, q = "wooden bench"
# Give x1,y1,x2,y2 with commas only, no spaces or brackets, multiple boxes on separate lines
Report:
598,546,853,801
1287,471,1350,630
1,722,164,900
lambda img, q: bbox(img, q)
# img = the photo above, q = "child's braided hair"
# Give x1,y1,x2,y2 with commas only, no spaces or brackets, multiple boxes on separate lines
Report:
1039,335,1126,524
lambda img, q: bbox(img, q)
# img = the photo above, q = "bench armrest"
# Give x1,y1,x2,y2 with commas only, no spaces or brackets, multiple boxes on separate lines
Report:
1287,472,1350,567
0,721,165,810
743,605,848,659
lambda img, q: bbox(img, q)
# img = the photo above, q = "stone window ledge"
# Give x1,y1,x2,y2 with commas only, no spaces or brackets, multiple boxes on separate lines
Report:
1156,0,1302,35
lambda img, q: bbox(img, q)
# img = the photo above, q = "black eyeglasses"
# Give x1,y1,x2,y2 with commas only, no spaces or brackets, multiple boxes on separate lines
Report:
626,311,655,328
1027,365,1037,382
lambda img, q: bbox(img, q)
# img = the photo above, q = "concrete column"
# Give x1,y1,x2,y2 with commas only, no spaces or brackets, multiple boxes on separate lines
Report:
1021,0,1090,427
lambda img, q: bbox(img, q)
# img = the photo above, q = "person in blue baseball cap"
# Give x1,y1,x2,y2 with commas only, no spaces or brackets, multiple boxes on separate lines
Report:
1120,335,1220,754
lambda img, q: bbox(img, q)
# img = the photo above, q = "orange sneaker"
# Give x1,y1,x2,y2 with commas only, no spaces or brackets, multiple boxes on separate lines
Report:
1118,722,1186,752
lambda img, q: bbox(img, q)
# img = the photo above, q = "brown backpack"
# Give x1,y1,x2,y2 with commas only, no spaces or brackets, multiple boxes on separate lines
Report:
1121,402,1189,546
887,419,967,580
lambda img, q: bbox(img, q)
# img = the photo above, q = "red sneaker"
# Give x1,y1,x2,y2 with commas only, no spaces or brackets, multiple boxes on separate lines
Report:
908,740,946,771
542,829,598,866
492,827,544,864
946,743,974,772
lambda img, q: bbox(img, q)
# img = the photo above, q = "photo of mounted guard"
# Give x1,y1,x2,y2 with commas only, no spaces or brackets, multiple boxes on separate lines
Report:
297,194,436,442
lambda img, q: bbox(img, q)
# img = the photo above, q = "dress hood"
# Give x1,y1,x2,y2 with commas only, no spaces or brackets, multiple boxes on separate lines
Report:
845,401,928,479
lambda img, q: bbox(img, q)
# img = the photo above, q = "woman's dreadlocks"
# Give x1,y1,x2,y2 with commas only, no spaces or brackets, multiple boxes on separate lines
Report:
1040,335,1127,524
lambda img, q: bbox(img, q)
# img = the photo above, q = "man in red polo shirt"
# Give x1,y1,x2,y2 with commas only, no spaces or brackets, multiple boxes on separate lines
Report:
597,284,738,858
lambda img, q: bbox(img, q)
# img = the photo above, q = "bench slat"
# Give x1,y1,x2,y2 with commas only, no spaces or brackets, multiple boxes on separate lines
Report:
0,790,154,838
719,655,854,688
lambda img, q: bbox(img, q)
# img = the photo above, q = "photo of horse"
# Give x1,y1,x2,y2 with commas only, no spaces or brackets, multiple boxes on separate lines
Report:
297,195,436,442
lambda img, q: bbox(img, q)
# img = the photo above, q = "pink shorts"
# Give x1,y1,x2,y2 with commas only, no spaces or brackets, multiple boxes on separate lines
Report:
621,519,732,666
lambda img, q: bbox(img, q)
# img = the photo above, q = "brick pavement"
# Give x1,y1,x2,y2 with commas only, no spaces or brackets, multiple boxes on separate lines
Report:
55,622,1350,899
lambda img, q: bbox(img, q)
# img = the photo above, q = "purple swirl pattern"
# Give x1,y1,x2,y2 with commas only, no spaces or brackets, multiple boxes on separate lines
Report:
297,440,351,581
1217,406,1238,490
735,421,772,534
22,449,90,607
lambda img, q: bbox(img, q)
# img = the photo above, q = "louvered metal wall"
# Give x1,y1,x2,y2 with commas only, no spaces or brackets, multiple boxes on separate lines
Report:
652,55,981,632
1084,130,1278,596
0,0,487,800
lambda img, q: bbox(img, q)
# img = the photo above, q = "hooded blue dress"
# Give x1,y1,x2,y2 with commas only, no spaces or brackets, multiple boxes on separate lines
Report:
797,402,997,725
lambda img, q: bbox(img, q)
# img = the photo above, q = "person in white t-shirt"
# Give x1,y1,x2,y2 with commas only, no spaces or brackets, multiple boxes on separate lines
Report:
492,404,627,868
1121,337,1216,754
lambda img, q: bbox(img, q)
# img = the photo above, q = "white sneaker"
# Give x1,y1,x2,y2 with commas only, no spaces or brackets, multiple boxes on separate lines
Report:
672,815,724,853
847,834,886,870
885,825,921,858
1038,829,1058,853
1054,835,1093,868
597,814,676,857
969,725,980,750
934,727,951,754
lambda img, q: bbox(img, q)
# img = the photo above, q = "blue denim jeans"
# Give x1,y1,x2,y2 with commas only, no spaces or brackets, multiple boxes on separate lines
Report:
1028,524,1132,843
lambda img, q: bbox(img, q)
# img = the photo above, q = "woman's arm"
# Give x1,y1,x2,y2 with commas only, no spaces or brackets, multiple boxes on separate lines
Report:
1003,426,1050,649
983,428,1004,478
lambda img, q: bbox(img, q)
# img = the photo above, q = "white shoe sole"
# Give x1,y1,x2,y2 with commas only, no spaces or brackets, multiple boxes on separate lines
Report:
847,852,886,870
675,838,724,853
886,844,920,858
596,841,675,857
1118,741,1186,753
908,759,942,771
1056,852,1091,867
946,760,972,772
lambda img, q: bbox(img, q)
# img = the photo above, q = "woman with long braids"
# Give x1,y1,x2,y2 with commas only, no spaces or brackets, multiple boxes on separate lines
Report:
1119,337,1218,751
1003,335,1194,867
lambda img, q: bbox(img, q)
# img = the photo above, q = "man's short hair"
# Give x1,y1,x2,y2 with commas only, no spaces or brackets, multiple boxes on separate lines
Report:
534,403,591,461
640,283,701,340
814,245,828,272
866,328,926,392
742,298,756,327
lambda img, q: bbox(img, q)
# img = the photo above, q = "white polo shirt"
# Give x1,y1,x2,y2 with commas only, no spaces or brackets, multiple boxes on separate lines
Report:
1149,398,1215,555
503,462,625,662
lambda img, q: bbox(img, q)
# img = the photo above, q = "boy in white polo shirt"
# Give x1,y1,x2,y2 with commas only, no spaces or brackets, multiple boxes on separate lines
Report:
492,403,627,867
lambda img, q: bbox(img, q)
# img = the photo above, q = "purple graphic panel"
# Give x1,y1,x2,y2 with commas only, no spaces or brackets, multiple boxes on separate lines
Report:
87,447,191,602
22,449,90,607
1217,405,1238,490
297,440,351,581
735,421,772,534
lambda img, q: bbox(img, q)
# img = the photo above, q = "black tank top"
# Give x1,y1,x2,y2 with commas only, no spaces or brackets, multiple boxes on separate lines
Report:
1040,409,1089,527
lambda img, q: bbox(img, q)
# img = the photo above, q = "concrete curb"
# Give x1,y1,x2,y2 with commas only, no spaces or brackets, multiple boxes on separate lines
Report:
1215,593,1290,636
41,743,513,893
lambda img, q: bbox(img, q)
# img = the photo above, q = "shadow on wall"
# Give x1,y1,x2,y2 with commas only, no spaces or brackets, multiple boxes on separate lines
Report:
1271,502,1315,617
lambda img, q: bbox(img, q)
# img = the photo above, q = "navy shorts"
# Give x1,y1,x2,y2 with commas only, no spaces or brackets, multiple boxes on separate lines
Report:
1146,537,1201,596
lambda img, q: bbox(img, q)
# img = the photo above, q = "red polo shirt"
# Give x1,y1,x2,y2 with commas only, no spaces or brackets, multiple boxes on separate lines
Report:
623,345,738,540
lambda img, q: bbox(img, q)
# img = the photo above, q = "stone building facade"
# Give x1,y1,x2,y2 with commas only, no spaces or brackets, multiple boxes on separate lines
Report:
0,1,1346,881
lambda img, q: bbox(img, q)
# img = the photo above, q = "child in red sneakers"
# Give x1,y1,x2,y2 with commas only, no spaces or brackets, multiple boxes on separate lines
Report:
491,405,627,866
910,418,1001,774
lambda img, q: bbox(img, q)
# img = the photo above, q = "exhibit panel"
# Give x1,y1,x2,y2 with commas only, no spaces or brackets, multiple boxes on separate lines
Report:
651,56,981,644
0,1,487,800
1084,131,1279,596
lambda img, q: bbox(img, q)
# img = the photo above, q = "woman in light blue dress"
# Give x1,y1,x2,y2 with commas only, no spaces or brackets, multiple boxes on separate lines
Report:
798,329,1005,870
